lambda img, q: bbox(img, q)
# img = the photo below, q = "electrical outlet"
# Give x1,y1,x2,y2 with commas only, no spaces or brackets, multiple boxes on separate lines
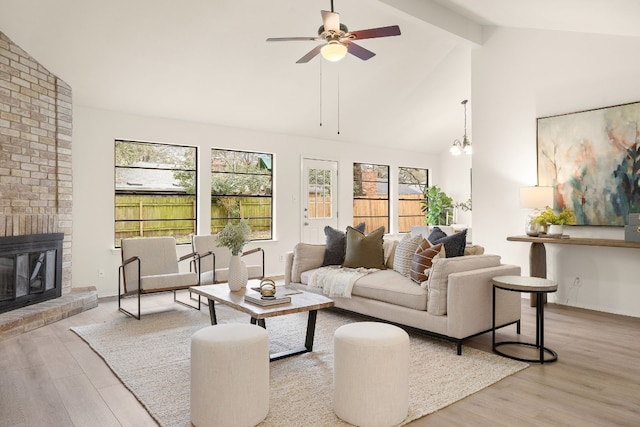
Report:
574,276,581,287
98,269,105,278
278,255,284,262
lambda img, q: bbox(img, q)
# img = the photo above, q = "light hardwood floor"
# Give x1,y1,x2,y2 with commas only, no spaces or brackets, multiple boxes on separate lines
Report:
1,293,639,426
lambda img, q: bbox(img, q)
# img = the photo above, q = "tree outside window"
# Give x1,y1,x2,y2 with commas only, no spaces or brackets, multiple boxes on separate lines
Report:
211,149,273,240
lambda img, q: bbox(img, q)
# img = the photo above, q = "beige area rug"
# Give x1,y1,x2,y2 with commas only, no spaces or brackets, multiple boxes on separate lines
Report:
71,306,527,427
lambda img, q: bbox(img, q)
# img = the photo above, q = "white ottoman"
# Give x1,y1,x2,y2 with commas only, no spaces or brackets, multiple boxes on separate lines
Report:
333,322,410,427
191,324,269,427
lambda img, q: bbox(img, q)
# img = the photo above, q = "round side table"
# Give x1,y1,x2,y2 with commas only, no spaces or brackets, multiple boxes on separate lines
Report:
492,275,558,364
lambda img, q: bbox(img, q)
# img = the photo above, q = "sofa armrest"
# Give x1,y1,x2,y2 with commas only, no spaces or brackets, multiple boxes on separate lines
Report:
446,264,521,339
287,243,326,283
284,251,294,286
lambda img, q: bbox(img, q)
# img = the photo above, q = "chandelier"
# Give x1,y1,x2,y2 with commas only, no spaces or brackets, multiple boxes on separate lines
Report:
450,99,472,155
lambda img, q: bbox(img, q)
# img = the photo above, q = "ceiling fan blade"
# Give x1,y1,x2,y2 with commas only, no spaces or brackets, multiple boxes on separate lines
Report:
321,10,340,32
296,45,323,63
347,42,376,61
266,37,319,42
348,25,401,40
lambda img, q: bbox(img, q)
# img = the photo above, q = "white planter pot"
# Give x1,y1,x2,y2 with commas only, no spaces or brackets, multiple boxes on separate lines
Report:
228,254,248,291
547,224,563,236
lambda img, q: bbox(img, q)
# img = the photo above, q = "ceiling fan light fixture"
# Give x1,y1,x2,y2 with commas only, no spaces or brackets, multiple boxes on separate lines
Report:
321,40,347,62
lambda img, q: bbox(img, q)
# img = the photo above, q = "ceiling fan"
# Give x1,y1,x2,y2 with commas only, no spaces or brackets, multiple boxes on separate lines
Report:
266,0,401,63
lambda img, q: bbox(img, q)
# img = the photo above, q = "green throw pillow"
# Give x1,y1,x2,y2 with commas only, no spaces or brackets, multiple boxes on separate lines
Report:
342,226,386,269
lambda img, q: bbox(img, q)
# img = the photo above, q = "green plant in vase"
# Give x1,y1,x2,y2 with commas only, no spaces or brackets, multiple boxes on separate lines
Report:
216,218,251,255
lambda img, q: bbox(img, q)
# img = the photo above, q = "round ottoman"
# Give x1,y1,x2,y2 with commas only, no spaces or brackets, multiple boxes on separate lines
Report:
191,323,269,427
333,322,410,427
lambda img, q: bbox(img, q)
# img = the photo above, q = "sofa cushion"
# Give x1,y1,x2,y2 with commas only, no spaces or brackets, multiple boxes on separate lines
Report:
464,244,485,256
322,222,365,266
383,239,398,269
426,254,502,315
292,243,326,283
392,234,423,277
351,269,429,310
409,242,443,284
343,226,386,269
430,229,468,258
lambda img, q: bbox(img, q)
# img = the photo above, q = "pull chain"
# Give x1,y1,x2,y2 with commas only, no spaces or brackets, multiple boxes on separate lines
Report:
337,68,340,135
319,59,323,127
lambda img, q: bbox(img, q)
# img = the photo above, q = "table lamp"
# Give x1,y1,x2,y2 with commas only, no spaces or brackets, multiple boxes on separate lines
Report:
520,186,553,236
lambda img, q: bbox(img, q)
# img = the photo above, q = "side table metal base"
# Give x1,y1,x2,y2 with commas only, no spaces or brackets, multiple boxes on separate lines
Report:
492,276,559,364
493,341,558,364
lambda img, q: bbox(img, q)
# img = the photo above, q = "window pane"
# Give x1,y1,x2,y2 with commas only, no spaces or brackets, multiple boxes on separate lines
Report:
398,167,428,233
114,140,197,247
353,163,389,233
308,168,332,219
211,149,273,240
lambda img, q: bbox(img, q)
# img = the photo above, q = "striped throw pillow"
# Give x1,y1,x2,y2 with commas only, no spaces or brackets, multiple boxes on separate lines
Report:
392,234,423,277
410,242,443,284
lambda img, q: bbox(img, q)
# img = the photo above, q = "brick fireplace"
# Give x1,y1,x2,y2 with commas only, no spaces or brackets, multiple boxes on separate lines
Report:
0,31,73,308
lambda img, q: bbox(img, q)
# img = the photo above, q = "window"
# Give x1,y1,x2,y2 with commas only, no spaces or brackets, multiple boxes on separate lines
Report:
353,163,389,233
114,140,197,247
211,149,273,240
398,167,429,233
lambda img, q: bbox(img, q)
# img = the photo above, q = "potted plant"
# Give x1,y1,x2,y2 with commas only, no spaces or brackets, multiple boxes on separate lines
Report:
534,206,576,236
216,219,251,290
421,186,454,226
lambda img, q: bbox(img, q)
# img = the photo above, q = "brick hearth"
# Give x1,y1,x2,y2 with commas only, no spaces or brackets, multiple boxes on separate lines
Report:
0,287,97,340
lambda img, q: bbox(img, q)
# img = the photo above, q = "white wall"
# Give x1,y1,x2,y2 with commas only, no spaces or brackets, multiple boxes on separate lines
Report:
472,27,640,317
439,153,472,227
72,107,441,297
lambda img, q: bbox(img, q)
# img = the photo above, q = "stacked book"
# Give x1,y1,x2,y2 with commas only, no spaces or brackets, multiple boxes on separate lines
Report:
244,290,291,307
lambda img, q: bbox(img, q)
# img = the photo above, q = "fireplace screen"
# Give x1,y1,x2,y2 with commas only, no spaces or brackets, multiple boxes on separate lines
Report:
0,233,63,313
0,251,56,301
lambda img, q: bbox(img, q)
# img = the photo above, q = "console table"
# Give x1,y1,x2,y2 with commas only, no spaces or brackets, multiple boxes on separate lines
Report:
506,235,640,306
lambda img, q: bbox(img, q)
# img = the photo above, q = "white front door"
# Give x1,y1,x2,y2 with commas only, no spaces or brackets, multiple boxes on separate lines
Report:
302,158,338,244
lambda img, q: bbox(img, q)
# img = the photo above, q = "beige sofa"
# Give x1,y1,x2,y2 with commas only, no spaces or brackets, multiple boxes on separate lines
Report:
284,241,522,355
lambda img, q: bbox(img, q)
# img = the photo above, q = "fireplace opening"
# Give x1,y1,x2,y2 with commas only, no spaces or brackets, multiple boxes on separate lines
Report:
0,233,63,314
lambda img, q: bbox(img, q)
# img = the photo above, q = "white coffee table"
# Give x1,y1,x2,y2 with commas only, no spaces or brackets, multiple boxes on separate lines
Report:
190,283,334,361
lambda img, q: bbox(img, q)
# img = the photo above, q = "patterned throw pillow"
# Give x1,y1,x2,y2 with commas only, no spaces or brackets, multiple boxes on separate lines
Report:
392,234,423,277
322,222,365,266
342,226,386,269
430,229,468,258
410,242,443,284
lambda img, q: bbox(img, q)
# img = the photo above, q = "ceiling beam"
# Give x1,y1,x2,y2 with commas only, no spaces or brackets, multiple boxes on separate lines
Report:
378,0,483,46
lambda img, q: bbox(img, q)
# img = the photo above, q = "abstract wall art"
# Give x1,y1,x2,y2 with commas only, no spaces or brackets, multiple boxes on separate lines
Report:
537,101,640,226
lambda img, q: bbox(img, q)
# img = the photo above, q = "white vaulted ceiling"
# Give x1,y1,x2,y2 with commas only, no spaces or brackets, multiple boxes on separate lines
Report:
1,0,638,154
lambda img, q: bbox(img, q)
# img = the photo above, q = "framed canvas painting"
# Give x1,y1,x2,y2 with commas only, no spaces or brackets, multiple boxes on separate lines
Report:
537,101,640,226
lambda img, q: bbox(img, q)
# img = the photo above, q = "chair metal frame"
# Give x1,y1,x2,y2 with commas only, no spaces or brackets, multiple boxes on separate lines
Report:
118,246,202,320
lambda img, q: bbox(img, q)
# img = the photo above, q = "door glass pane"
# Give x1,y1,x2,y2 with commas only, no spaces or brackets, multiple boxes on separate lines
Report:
308,168,332,219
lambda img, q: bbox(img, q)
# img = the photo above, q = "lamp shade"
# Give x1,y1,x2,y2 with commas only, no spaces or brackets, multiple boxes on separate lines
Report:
519,186,553,209
321,41,347,62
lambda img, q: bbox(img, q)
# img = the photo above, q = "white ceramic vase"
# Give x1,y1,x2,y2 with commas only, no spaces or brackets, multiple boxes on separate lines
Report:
228,254,248,291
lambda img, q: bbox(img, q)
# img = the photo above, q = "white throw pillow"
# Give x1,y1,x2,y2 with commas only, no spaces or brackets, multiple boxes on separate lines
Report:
392,234,423,277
